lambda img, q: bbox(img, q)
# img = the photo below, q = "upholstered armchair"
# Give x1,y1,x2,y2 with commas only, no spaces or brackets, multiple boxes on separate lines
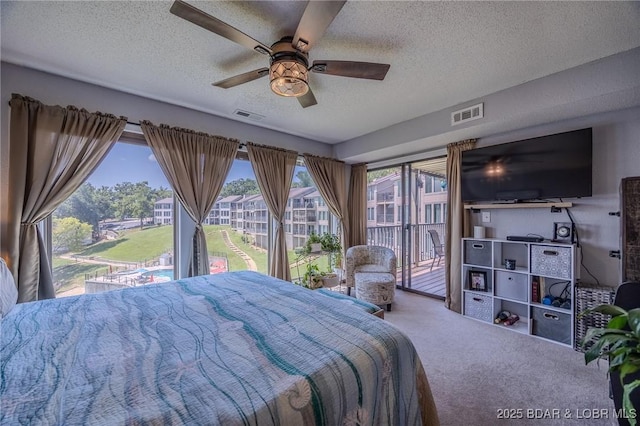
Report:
345,245,397,311
346,245,396,287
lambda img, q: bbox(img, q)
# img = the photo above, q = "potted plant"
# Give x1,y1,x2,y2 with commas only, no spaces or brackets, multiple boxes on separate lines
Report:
304,231,323,254
320,232,343,269
302,263,323,289
581,304,640,424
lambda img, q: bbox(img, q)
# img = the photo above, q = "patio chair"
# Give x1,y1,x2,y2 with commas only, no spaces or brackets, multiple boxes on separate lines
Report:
427,230,445,271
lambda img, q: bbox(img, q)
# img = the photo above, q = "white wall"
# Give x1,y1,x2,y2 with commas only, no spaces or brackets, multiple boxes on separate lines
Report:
469,107,640,288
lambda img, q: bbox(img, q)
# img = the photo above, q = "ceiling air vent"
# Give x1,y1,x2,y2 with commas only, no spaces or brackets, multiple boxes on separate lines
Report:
233,109,265,121
451,103,483,126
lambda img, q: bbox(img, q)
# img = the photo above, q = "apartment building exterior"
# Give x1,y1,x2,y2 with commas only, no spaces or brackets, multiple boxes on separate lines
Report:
154,198,173,225
366,171,447,228
153,172,446,250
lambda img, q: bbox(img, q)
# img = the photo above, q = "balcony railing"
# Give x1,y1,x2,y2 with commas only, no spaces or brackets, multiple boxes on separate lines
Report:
376,214,396,223
293,214,316,222
376,193,395,202
366,223,446,267
292,201,315,209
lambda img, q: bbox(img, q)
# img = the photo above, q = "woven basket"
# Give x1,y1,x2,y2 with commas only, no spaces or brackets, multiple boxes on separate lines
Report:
574,283,616,352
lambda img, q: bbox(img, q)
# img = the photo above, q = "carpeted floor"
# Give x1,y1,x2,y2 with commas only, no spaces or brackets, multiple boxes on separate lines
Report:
385,290,619,426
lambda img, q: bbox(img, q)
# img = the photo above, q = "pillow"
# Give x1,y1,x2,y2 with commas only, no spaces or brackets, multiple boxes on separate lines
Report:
0,257,18,317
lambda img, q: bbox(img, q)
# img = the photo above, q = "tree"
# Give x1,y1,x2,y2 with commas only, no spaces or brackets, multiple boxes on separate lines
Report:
93,185,115,225
55,183,113,231
155,186,173,201
111,181,157,227
220,178,259,196
367,168,396,183
292,170,314,188
52,217,92,253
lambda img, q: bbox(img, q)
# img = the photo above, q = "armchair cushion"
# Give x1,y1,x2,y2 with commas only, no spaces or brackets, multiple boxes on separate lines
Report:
346,245,397,288
355,264,390,274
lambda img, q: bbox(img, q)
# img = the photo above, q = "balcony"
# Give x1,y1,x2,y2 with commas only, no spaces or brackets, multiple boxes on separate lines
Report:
376,192,395,203
293,214,316,222
292,201,315,209
376,214,395,223
366,223,446,298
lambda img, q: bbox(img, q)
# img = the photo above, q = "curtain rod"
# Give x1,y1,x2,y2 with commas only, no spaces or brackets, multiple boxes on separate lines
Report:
125,121,246,149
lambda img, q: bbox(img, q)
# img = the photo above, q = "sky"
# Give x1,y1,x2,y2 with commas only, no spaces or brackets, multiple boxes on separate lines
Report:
88,143,304,189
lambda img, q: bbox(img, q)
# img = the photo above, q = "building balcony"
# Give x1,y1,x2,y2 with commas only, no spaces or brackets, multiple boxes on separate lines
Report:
292,201,315,209
376,214,395,223
376,193,395,202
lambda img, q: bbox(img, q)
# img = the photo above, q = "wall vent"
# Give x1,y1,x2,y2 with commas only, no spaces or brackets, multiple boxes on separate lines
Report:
451,103,483,126
233,109,265,121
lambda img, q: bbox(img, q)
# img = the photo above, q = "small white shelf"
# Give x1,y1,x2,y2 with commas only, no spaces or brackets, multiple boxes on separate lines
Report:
461,237,576,347
497,318,529,335
464,202,572,210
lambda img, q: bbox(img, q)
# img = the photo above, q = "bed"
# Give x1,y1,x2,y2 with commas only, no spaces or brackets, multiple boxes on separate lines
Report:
1,270,439,425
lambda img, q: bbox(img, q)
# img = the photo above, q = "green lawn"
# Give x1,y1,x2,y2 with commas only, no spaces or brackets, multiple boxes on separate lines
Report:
52,258,109,293
78,225,173,263
57,224,332,292
202,225,265,273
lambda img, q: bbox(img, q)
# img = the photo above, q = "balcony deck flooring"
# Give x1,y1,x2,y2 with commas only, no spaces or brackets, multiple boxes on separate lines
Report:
397,261,446,298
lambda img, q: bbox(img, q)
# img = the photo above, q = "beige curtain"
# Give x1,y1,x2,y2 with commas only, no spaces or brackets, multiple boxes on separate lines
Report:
445,139,477,312
347,163,368,248
303,154,350,261
246,143,297,280
141,121,239,276
1,94,126,302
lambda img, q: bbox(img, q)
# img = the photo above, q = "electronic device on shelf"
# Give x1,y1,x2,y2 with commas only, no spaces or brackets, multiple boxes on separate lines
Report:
506,235,544,243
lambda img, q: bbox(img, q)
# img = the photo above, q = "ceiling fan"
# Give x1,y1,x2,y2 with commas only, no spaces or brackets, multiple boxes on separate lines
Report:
170,0,391,108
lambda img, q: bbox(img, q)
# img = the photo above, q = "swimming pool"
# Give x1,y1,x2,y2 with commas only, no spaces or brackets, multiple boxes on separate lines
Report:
141,269,174,280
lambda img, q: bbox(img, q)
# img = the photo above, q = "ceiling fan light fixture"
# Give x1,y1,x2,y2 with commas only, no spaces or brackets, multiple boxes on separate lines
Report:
269,57,309,97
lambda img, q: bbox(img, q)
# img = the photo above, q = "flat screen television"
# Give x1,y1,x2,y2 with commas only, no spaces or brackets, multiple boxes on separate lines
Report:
461,128,592,202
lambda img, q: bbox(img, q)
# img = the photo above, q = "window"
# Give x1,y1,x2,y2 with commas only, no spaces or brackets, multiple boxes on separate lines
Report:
367,207,375,221
46,137,342,296
424,175,434,193
425,204,432,224
367,187,375,201
52,142,174,298
434,204,442,223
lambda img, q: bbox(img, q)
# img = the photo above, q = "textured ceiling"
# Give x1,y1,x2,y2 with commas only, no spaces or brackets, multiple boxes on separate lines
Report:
2,1,640,144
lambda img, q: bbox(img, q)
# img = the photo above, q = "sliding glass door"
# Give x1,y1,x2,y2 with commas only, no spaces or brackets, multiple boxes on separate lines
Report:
367,158,447,299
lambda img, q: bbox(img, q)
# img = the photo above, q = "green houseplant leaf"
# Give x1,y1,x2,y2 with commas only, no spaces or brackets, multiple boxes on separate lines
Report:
581,304,640,426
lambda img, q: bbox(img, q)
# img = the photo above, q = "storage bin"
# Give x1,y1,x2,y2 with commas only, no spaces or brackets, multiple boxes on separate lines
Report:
495,271,528,302
574,284,615,352
531,306,571,345
464,292,493,323
464,240,492,267
531,245,572,279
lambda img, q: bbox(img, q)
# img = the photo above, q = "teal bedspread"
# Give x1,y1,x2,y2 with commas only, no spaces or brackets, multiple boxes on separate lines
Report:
1,271,437,425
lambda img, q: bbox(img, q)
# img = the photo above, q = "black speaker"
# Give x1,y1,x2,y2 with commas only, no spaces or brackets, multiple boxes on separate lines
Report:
552,222,574,243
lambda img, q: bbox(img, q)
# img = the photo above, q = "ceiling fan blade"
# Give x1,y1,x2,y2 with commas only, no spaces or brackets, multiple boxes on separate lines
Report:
170,0,272,55
297,88,317,108
292,1,346,53
213,68,269,89
311,60,390,80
